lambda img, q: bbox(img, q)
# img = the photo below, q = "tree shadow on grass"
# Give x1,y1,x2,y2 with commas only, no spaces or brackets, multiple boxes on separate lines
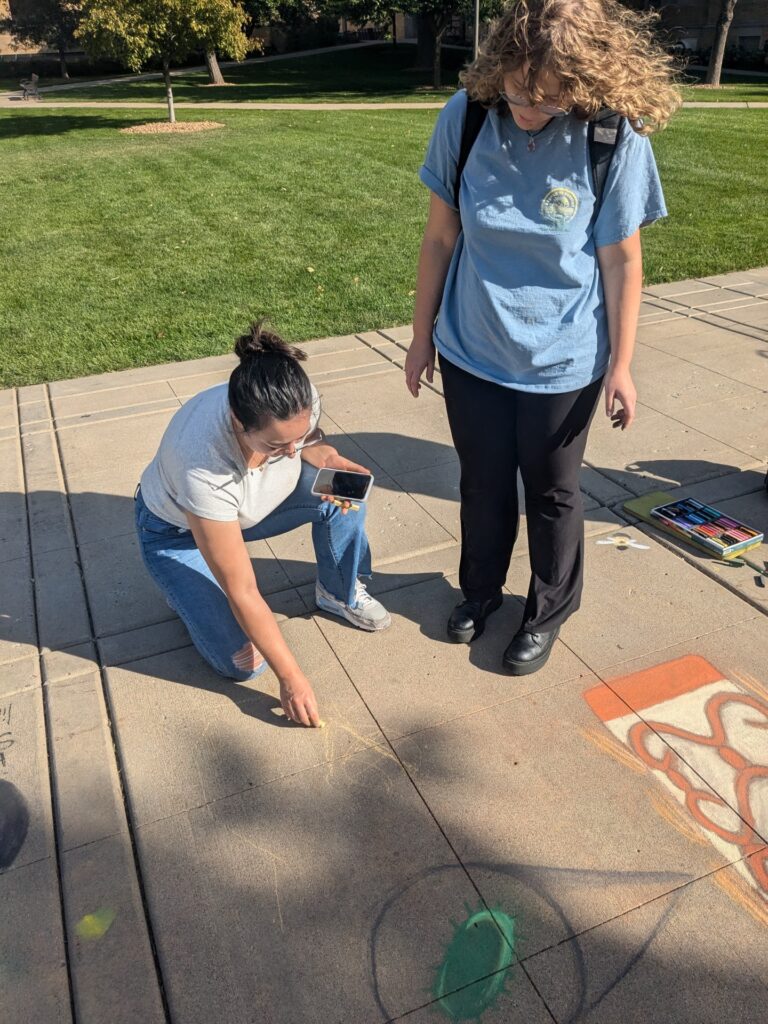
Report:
0,112,159,140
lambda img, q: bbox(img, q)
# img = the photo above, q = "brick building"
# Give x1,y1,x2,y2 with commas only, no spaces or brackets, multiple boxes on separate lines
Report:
652,0,768,54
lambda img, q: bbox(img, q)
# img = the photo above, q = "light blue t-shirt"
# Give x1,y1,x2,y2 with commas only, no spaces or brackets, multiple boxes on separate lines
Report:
419,90,667,392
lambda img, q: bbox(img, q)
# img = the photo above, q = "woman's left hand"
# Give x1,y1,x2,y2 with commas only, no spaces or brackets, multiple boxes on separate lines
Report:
301,443,370,475
604,365,637,431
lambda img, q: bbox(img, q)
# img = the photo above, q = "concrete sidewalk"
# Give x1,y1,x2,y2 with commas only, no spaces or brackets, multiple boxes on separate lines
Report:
1,270,767,1023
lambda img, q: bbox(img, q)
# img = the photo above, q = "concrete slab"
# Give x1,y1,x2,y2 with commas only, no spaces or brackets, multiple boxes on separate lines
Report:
77,528,295,638
643,279,720,302
549,527,757,672
584,402,757,495
0,686,54,870
635,489,768,613
724,280,768,298
640,323,768,392
579,464,635,506
0,858,71,1023
630,345,762,414
377,325,414,345
56,409,177,490
392,970,553,1024
48,352,234,398
319,374,457,478
315,576,593,740
43,643,99,685
0,656,40,699
104,616,386,825
50,379,177,421
713,303,768,329
0,555,37,665
0,437,28,565
133,745,499,1024
672,393,768,463
54,397,181,431
20,429,73,555
526,852,768,1024
47,671,127,850
34,546,92,652
698,271,766,288
265,478,455,587
98,619,193,668
17,384,47,405
62,834,165,1024
393,679,762,960
680,467,768,504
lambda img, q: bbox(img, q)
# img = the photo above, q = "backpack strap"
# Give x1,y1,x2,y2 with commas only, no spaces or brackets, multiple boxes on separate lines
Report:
588,108,625,214
454,98,489,211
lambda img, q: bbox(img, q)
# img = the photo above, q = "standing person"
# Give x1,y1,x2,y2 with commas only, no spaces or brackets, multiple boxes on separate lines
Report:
405,0,679,674
136,322,391,728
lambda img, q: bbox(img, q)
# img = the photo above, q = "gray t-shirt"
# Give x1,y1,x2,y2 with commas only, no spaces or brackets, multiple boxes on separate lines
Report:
140,383,320,530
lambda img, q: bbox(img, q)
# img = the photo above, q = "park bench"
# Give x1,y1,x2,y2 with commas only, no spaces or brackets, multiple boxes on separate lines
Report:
20,73,41,100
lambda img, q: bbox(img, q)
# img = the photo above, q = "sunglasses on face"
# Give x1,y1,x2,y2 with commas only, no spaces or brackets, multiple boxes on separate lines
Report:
499,90,571,117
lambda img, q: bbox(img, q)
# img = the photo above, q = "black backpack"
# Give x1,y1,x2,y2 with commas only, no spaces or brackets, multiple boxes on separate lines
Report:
453,100,626,215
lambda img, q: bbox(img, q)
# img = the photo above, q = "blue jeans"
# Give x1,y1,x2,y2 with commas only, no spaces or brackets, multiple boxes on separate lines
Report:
134,462,372,681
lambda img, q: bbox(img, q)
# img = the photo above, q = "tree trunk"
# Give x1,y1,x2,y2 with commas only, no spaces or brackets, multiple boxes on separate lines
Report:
162,59,176,123
432,17,449,90
205,49,226,86
58,41,69,80
416,15,434,69
705,0,738,86
391,11,397,47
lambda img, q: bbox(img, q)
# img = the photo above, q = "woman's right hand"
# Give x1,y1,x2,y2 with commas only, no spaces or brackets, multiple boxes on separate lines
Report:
405,336,436,398
280,671,321,727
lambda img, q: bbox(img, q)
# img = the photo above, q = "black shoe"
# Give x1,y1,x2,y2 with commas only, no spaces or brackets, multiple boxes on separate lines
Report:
447,593,503,644
502,626,560,675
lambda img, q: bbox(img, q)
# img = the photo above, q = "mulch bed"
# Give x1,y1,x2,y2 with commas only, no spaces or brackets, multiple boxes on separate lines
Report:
119,121,225,135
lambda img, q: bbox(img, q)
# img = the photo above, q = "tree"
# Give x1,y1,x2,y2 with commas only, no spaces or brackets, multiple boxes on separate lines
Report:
412,0,503,88
705,0,738,86
76,0,249,121
0,0,81,79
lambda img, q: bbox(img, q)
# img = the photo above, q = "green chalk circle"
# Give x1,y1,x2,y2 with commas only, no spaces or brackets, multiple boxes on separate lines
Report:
433,905,517,1021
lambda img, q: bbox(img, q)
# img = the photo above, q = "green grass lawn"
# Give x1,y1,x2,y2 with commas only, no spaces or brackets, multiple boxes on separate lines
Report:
1,106,766,387
32,45,464,105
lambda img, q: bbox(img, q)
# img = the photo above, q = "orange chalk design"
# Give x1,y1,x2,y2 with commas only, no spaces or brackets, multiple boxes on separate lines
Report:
584,655,768,913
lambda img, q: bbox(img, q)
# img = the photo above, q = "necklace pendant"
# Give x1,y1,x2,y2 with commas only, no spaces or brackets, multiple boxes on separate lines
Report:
527,137,536,153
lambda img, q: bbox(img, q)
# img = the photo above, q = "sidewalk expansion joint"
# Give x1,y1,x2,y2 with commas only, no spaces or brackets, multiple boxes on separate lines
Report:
515,846,767,968
16,384,78,1024
45,382,173,1023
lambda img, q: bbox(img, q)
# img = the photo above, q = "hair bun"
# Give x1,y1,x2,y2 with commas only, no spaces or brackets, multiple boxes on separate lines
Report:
234,320,306,363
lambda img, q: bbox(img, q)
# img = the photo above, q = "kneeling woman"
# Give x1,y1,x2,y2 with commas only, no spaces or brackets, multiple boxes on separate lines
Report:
135,323,391,728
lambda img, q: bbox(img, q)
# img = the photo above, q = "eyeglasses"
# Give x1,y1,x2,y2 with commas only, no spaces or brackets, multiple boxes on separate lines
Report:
238,400,326,464
499,90,571,117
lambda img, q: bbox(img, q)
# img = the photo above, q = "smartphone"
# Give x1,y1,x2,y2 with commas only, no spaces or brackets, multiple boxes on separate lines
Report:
311,468,374,503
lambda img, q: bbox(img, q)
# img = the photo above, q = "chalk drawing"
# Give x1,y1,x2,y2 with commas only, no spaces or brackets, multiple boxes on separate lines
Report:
432,903,516,1020
584,655,768,923
75,908,117,940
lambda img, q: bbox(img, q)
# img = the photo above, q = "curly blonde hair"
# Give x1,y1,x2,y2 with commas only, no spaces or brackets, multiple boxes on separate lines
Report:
460,0,682,133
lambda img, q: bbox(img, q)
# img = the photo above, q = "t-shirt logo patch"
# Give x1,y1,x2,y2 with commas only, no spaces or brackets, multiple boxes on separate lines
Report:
540,187,579,229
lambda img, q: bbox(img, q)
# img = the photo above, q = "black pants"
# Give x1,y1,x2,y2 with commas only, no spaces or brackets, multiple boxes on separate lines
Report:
440,354,603,633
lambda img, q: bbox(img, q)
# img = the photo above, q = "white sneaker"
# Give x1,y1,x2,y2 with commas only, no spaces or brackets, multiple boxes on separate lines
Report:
315,580,391,632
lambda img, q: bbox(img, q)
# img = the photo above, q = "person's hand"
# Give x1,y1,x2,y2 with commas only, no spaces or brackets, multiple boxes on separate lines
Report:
405,336,436,398
301,444,369,475
604,365,637,431
280,671,321,727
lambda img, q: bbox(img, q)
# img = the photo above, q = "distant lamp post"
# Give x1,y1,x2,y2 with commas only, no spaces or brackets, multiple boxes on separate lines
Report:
473,0,480,61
